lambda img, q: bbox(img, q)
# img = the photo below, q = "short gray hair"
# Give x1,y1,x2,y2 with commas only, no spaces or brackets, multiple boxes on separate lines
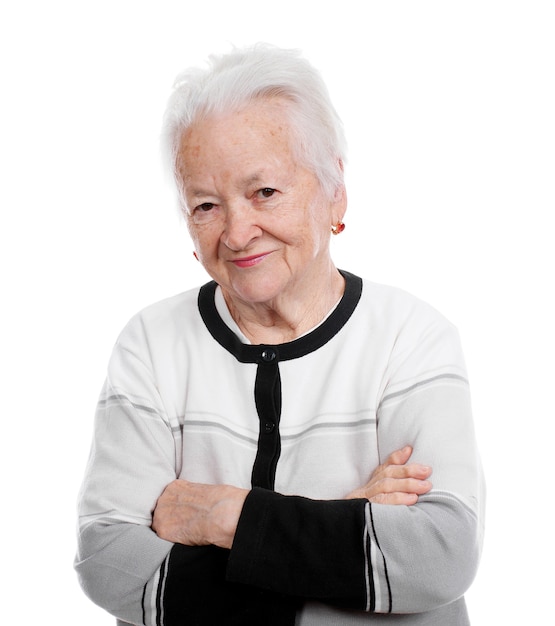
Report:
162,43,347,201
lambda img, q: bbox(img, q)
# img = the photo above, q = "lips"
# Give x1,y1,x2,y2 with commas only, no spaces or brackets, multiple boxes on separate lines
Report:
229,252,272,268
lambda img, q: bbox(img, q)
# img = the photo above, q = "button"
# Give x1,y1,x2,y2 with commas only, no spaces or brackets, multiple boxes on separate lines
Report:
261,348,276,362
264,421,275,433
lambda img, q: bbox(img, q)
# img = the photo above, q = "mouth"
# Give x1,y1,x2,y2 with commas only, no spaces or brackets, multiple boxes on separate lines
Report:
229,252,272,268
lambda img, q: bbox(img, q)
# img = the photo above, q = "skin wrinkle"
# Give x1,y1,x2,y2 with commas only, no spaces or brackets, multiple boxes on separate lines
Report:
150,96,434,556
176,97,347,344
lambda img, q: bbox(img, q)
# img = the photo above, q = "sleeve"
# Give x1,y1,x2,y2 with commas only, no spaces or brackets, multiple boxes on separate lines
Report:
75,319,177,625
367,314,485,613
75,317,300,626
226,311,485,615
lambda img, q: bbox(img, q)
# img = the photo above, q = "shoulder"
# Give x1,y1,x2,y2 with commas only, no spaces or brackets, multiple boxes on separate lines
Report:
352,277,465,366
114,284,206,351
353,278,467,377
357,277,455,332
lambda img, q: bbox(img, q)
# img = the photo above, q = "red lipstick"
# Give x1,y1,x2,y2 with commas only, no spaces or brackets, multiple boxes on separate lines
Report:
230,252,271,268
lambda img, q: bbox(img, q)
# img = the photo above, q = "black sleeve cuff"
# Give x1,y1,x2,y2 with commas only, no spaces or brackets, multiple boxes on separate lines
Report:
162,544,298,625
227,487,368,608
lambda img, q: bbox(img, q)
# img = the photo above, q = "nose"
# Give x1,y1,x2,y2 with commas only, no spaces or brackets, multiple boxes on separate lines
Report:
221,204,262,251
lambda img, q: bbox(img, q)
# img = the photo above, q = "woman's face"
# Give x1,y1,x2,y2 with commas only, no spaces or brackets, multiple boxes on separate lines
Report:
177,98,345,307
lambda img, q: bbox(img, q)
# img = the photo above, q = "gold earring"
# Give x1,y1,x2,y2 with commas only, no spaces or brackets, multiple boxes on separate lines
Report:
331,221,345,235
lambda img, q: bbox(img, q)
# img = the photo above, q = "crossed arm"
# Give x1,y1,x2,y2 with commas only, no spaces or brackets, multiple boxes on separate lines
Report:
152,445,432,549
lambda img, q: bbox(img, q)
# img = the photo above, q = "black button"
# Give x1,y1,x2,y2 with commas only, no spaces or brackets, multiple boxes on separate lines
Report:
264,421,275,433
261,348,276,362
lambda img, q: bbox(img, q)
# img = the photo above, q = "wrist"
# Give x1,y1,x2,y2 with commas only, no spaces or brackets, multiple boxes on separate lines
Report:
208,486,249,549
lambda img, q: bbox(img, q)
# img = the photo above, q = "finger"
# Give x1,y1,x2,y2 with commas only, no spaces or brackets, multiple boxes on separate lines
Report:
368,477,432,497
369,492,420,506
346,477,432,501
377,463,433,480
382,445,413,467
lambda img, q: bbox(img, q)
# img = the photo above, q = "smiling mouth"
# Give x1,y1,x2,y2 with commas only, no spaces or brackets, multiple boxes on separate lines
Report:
230,252,272,268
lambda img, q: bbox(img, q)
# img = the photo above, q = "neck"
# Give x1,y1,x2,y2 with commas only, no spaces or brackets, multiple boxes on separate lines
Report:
222,266,345,345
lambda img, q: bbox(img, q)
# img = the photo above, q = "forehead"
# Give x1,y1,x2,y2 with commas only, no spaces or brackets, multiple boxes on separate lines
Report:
177,98,297,176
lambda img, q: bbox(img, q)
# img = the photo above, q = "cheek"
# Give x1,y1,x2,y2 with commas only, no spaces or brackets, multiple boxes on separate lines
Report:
286,226,327,261
303,204,332,247
188,222,219,253
276,206,329,254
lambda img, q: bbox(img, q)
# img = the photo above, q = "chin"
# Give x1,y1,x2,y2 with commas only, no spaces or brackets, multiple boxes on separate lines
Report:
227,274,289,305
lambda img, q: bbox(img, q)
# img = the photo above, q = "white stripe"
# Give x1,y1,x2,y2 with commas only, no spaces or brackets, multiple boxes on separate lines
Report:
363,503,371,611
371,534,383,612
366,504,384,612
158,559,167,626
149,566,161,626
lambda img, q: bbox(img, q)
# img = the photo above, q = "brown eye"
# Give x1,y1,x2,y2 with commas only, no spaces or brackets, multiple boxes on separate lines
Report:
190,202,219,224
196,203,214,212
259,188,276,198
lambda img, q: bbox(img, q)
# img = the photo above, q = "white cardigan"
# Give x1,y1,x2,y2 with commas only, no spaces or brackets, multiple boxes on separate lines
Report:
76,272,484,625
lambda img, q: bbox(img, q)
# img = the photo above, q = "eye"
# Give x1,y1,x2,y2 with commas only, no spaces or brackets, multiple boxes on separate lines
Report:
189,201,220,224
195,202,215,212
258,188,276,198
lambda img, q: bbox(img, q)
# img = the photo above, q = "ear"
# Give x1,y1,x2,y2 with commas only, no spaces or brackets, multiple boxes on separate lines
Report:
332,182,347,223
332,159,347,219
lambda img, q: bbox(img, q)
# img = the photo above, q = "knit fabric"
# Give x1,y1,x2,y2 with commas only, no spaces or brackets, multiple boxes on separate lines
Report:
76,272,484,625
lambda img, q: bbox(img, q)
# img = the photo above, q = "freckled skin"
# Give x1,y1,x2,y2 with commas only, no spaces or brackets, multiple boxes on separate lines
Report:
177,98,347,342
151,105,434,550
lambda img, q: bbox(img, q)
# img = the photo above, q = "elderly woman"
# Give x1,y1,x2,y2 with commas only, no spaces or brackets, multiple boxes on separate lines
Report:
76,45,484,625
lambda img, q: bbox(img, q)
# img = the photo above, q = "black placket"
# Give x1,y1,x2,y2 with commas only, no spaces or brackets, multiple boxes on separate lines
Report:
197,270,363,492
252,347,282,489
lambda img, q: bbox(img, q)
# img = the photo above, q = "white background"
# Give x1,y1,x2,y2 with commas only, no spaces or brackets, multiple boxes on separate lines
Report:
1,1,553,623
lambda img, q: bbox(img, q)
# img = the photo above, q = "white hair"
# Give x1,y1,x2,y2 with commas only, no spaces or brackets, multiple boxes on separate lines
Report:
162,43,347,202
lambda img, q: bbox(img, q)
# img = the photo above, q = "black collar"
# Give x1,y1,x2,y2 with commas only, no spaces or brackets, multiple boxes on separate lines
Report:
197,270,362,364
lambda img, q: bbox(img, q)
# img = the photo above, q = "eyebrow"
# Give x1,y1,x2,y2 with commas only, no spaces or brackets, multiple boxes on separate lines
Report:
187,169,274,198
241,171,267,186
190,189,214,198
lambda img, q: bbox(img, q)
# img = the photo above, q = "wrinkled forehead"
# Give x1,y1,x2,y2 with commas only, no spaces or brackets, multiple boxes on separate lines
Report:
176,97,301,173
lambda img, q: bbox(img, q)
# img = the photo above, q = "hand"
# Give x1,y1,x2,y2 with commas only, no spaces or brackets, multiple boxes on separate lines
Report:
345,446,432,505
152,480,249,550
